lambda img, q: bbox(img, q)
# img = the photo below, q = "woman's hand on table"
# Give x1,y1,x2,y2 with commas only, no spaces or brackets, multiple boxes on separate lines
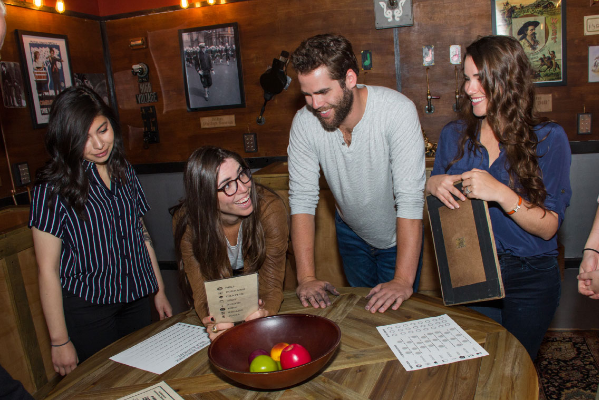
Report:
296,278,340,309
202,315,234,341
425,174,465,210
52,341,78,376
154,291,173,320
202,300,268,341
245,299,268,321
365,278,413,313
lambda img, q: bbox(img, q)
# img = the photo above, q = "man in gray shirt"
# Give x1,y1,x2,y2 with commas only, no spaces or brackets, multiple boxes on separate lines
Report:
288,34,425,314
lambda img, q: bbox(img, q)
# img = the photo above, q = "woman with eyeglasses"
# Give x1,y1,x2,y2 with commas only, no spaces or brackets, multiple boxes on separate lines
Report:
171,146,289,340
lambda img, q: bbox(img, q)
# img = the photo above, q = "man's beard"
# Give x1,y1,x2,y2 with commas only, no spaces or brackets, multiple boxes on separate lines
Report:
307,86,354,132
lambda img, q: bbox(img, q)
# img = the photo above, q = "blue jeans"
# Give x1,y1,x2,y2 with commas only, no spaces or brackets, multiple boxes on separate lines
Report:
335,211,422,290
468,254,561,361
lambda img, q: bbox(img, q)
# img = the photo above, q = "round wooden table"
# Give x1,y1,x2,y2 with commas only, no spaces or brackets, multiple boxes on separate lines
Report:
45,288,538,399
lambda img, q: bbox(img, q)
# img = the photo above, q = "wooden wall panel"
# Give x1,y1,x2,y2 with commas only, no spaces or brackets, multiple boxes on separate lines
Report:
104,0,397,165
2,0,598,201
0,5,105,199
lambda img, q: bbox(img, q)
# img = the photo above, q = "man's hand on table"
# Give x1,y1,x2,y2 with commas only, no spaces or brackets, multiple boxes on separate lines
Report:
296,278,340,308
365,278,413,313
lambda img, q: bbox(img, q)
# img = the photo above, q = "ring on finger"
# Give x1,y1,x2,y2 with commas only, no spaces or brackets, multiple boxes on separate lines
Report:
465,186,471,195
212,325,218,333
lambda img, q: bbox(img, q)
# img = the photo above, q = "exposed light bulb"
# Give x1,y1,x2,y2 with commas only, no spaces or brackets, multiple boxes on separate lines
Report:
208,0,215,4
181,0,189,8
56,0,65,13
195,2,201,6
33,0,43,7
220,0,225,3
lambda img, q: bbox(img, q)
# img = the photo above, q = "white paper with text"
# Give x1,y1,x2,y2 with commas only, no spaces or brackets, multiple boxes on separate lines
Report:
377,314,488,371
110,323,210,374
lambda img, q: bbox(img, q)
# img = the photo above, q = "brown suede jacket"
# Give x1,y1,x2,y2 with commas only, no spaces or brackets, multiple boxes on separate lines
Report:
174,188,289,323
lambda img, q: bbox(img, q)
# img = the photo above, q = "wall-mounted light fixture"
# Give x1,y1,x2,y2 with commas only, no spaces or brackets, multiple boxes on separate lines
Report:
129,37,147,49
55,0,65,13
33,0,43,7
181,0,189,8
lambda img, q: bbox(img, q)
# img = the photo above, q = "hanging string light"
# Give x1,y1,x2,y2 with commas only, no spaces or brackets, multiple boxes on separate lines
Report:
55,0,65,13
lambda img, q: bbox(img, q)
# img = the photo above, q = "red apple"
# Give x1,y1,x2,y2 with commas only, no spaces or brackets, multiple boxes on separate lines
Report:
248,348,269,365
280,343,312,369
270,342,290,362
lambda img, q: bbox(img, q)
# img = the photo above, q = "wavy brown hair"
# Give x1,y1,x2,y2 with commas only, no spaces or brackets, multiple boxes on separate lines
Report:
291,33,359,84
450,35,549,209
171,146,268,304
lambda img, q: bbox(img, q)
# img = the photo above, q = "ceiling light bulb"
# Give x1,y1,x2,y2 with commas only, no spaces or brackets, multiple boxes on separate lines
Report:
181,0,189,8
56,0,65,13
33,0,43,7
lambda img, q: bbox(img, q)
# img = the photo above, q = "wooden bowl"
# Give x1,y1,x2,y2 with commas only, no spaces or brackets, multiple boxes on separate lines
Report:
208,314,341,390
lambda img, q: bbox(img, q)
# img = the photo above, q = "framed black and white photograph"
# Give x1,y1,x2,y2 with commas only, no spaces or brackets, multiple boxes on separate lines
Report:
1,62,27,108
491,0,566,87
179,23,245,112
15,30,73,128
74,73,110,105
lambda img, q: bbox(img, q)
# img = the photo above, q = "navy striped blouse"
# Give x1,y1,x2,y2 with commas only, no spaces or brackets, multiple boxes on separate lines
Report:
29,160,158,304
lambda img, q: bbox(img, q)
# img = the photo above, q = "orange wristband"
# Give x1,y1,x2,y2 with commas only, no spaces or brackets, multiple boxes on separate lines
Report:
507,195,522,215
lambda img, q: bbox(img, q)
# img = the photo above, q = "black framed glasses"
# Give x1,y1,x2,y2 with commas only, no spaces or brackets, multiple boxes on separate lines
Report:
217,168,252,196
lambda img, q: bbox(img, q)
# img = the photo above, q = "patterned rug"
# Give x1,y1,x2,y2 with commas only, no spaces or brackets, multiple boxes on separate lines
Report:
535,331,599,400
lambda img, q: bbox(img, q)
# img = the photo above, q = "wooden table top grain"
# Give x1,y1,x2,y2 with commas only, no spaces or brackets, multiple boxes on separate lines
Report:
45,288,538,400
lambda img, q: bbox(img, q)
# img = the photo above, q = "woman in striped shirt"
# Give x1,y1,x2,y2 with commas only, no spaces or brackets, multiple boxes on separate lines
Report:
29,86,172,376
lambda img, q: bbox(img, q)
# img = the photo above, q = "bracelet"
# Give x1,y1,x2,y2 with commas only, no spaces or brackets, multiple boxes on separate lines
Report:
507,196,522,215
583,248,599,256
51,337,71,347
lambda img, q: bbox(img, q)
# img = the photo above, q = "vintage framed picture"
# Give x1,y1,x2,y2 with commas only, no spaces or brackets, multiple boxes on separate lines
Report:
491,0,566,87
589,46,599,82
1,62,27,108
15,30,73,128
179,23,246,112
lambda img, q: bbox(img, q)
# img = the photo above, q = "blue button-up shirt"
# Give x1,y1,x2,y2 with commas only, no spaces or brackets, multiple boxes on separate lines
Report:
431,120,571,257
29,160,158,304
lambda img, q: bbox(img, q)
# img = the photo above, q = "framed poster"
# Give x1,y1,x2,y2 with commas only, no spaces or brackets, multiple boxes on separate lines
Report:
179,23,246,112
589,46,599,82
15,30,73,128
0,62,27,108
491,0,566,86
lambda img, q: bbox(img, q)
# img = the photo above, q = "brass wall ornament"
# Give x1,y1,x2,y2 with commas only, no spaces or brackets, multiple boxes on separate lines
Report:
422,129,437,158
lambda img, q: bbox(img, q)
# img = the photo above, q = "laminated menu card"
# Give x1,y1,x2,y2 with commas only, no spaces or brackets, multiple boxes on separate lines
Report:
205,272,259,323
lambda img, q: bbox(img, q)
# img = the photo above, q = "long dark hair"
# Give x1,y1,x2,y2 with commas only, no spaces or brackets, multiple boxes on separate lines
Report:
451,35,548,209
36,86,127,218
171,146,268,298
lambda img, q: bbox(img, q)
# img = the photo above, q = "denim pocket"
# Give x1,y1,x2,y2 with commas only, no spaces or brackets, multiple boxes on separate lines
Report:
523,256,558,272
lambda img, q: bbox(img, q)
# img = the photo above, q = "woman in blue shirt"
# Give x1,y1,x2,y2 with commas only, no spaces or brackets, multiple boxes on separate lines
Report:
30,86,172,376
426,35,571,360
